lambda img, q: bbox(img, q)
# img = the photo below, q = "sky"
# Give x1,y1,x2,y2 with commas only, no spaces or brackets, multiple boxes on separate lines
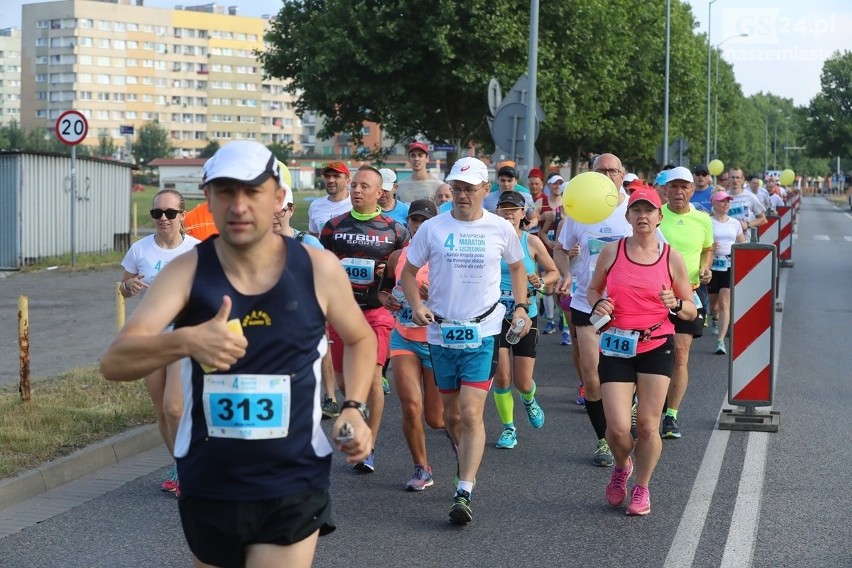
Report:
2,0,851,107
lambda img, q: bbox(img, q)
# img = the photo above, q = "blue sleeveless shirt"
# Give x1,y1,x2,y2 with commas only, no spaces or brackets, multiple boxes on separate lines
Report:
173,236,331,500
499,231,538,319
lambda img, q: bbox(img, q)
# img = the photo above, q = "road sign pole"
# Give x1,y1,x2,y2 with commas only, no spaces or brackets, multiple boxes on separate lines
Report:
523,0,540,174
71,144,77,268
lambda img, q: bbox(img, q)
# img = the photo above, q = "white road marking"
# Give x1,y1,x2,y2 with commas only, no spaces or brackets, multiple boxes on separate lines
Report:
664,257,789,568
813,234,830,240
845,236,852,242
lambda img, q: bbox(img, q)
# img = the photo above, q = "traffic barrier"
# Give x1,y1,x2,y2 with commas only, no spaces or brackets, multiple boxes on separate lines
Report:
756,217,782,309
776,206,794,267
719,243,779,432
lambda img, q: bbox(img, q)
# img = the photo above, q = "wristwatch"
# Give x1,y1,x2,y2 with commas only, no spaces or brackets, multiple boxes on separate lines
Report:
341,400,369,421
671,299,683,313
514,303,531,313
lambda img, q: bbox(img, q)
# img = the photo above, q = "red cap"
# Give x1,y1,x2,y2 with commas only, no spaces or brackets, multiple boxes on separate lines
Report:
627,188,662,209
408,142,429,155
528,167,544,180
321,161,350,176
626,178,653,194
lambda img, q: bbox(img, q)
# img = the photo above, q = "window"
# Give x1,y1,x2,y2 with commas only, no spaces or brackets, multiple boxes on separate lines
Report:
114,22,125,32
127,93,137,101
37,20,49,29
36,109,47,118
126,111,136,119
97,92,110,101
97,56,110,66
97,110,109,119
114,93,125,102
97,74,109,84
77,73,92,83
113,40,125,50
98,39,110,48
78,37,92,47
78,55,92,65
126,58,137,67
127,40,137,49
78,19,93,29
36,55,48,64
36,38,47,47
111,111,124,120
36,91,48,100
79,91,92,100
126,76,137,84
98,20,110,30
112,75,125,85
127,23,138,31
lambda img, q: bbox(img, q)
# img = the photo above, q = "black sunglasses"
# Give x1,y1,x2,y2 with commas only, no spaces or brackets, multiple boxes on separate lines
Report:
150,208,182,220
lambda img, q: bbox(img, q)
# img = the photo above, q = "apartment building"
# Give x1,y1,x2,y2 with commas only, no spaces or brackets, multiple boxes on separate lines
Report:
0,28,22,126
19,0,303,156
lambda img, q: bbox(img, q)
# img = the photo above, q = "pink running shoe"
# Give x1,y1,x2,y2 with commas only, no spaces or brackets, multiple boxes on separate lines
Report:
626,485,650,516
605,457,633,507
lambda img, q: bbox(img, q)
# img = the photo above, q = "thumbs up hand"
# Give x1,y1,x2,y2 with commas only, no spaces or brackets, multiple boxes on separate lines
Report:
196,296,248,373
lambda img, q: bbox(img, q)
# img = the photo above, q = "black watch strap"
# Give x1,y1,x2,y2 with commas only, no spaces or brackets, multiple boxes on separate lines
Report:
671,299,683,313
341,400,369,420
514,303,530,313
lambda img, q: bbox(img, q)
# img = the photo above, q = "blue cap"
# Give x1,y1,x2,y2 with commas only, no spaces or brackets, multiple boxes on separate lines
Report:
655,171,669,186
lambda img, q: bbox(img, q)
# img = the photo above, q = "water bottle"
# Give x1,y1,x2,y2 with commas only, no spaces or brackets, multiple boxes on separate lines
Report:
505,318,526,345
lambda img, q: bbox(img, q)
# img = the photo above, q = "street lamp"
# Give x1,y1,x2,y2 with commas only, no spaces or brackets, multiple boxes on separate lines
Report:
705,0,717,164
712,33,748,157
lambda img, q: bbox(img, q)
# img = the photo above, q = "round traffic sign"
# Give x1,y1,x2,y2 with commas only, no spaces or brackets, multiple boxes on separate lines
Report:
55,110,88,146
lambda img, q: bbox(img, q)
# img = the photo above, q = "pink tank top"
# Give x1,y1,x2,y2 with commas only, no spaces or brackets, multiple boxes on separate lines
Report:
605,238,675,354
393,246,429,342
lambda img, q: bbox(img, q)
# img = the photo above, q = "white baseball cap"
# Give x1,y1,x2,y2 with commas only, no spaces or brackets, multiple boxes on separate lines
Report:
666,166,694,184
623,173,638,184
203,141,280,186
379,168,396,191
445,157,489,185
547,174,564,185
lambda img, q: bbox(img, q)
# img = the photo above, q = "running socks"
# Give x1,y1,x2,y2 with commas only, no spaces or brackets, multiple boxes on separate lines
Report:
542,294,555,320
665,408,678,420
457,480,474,495
493,387,514,428
586,398,608,440
520,381,537,404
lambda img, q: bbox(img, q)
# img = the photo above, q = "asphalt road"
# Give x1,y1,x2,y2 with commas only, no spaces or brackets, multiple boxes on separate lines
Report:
1,197,850,567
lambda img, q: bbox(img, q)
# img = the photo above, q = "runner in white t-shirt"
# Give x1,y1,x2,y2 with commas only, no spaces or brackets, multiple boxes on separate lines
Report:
726,167,766,233
120,189,200,494
708,191,746,355
403,157,531,526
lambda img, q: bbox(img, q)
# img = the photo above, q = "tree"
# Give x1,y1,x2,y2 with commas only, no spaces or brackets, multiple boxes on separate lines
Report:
259,0,527,161
96,134,117,158
805,50,852,161
199,140,220,158
134,121,173,166
0,121,26,150
266,141,293,162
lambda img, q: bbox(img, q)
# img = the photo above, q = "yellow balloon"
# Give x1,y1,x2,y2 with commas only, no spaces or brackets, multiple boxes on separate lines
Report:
708,159,724,176
562,172,619,224
779,169,795,186
277,160,293,188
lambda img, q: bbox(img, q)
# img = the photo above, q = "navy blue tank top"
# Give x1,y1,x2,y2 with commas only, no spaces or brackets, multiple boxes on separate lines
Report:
173,236,331,500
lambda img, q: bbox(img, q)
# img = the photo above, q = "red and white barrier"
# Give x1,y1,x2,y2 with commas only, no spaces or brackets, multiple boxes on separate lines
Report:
728,244,776,406
776,206,793,266
756,216,779,247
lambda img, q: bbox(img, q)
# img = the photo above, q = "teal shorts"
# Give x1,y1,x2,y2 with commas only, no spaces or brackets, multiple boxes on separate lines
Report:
427,336,499,394
389,329,432,369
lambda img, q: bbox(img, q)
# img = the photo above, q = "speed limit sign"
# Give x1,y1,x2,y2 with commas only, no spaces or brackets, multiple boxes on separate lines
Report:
55,110,88,146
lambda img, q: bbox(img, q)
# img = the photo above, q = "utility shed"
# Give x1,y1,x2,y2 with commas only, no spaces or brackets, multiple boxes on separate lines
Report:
0,151,133,269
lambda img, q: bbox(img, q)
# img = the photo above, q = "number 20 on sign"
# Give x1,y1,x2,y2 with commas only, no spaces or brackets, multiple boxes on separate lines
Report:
55,110,88,146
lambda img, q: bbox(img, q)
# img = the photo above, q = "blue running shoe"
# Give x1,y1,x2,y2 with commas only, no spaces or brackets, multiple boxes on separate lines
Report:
405,465,434,491
523,399,545,428
593,438,614,467
560,330,571,345
354,451,375,473
495,427,517,449
542,320,557,335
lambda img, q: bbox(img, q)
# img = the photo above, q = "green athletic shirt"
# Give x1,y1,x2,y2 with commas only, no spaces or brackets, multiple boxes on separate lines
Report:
659,204,713,286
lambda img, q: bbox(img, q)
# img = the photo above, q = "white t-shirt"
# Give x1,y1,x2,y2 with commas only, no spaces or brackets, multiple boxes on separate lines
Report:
711,216,743,256
406,210,523,342
121,234,200,288
728,191,765,223
557,200,668,313
769,193,784,211
307,195,352,234
396,178,442,203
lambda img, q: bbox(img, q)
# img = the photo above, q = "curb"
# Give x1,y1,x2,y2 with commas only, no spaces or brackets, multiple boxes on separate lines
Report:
0,424,161,512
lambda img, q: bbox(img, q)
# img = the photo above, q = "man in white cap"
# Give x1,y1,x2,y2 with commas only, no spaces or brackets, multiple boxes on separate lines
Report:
402,156,532,526
546,173,564,198
378,167,410,226
658,166,713,439
101,140,376,567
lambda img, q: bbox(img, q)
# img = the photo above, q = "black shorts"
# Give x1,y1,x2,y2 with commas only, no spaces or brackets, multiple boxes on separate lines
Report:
670,307,705,338
707,269,731,294
570,307,593,327
498,315,539,357
599,336,675,383
178,489,335,568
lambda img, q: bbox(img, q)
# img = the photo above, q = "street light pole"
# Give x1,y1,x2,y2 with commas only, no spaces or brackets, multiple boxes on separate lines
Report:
764,116,768,174
663,0,671,165
713,33,747,157
705,0,716,164
523,0,539,174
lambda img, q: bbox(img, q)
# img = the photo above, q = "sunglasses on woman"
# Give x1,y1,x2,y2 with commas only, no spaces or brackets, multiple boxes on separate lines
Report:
150,208,182,220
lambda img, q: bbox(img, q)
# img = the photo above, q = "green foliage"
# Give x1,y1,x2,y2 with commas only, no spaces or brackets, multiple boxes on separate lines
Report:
134,121,173,166
266,140,294,162
199,140,220,158
805,50,852,161
96,134,117,158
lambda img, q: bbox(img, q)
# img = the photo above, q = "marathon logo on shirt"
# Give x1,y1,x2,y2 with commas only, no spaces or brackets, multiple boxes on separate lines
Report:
333,233,394,245
242,310,272,326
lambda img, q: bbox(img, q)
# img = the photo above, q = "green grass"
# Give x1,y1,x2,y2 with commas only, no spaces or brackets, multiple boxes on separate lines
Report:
20,250,129,273
0,368,156,479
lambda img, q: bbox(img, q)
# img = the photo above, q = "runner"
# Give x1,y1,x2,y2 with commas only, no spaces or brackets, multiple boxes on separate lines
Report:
492,191,559,449
102,140,376,567
434,183,453,208
588,188,697,516
119,188,200,494
320,165,409,473
726,167,767,233
308,161,353,420
378,168,410,226
403,157,532,525
708,191,746,354
378,199,445,491
658,166,714,439
554,153,634,467
396,142,443,202
482,164,539,228
272,184,323,248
